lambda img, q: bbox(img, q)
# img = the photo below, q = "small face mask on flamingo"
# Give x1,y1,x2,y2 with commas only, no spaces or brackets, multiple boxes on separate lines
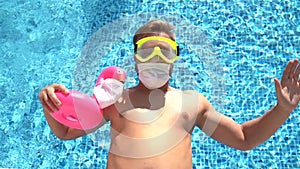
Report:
93,78,124,109
93,66,126,108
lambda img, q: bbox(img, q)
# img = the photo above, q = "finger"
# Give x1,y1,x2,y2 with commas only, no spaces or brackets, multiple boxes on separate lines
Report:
274,78,282,99
282,60,295,79
46,100,58,112
289,60,298,78
293,62,300,81
39,90,57,112
53,84,69,94
46,87,62,108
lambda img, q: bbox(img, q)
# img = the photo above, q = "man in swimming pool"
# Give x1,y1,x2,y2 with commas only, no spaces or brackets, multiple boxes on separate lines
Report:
39,20,300,169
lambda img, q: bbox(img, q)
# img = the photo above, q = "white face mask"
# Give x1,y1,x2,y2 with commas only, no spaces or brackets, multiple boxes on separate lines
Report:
137,63,170,89
93,78,124,109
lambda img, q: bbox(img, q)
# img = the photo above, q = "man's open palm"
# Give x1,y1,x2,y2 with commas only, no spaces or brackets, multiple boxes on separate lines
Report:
274,59,300,111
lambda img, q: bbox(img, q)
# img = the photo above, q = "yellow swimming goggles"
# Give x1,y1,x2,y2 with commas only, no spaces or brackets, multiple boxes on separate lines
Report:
134,36,179,64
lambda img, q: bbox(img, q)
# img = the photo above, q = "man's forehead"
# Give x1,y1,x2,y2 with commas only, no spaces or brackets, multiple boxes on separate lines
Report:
157,32,171,39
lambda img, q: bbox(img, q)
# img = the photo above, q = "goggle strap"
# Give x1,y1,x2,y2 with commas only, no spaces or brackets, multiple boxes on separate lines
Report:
134,44,137,52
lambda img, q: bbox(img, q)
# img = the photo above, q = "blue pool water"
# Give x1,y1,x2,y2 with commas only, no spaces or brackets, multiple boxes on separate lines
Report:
0,0,299,168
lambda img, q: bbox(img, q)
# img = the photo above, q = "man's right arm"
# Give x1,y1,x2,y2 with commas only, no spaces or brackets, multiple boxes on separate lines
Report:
38,84,103,140
43,107,90,140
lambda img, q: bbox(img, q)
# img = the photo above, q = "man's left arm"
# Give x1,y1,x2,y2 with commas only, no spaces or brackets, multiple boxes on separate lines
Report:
197,59,300,151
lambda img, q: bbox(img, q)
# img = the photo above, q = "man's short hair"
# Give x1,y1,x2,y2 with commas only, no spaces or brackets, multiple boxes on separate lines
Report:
133,20,176,45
